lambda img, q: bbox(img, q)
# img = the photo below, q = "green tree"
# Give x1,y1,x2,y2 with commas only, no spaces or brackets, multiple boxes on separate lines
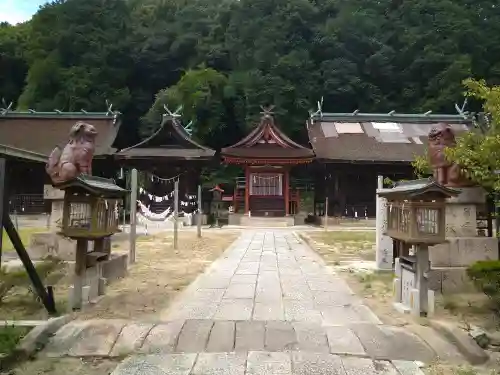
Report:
18,0,132,111
446,79,500,191
0,22,29,107
142,67,238,149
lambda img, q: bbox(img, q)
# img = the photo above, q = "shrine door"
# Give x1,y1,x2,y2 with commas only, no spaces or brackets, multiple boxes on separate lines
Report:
249,172,285,216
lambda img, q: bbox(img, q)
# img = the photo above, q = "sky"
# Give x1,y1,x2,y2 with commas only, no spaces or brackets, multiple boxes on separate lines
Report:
0,0,48,25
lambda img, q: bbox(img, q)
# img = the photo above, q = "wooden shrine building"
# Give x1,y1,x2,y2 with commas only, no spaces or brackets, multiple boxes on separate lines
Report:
114,111,215,213
221,106,314,218
0,107,121,213
306,111,473,218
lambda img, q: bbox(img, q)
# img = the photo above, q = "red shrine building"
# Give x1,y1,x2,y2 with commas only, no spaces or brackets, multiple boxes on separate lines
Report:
221,106,314,220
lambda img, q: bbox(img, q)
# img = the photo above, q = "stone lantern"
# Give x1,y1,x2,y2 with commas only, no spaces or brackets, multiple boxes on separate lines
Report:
210,185,224,228
378,178,459,316
45,121,128,309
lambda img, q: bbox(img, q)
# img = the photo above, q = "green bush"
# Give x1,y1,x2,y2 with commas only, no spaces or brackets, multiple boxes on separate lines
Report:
467,260,500,313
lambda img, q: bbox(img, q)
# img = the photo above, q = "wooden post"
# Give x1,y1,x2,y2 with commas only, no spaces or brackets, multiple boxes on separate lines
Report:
284,170,289,216
174,179,179,250
324,196,329,231
197,184,202,238
0,158,5,265
72,239,87,310
129,168,138,264
245,166,250,214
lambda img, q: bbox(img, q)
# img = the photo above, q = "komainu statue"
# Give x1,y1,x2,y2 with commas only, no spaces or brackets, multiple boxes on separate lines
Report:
46,122,97,184
427,123,473,187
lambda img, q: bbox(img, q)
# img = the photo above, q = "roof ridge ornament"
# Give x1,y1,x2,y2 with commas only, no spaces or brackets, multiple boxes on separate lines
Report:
0,98,13,115
183,120,193,136
454,98,469,118
260,105,275,116
309,97,323,119
163,104,183,119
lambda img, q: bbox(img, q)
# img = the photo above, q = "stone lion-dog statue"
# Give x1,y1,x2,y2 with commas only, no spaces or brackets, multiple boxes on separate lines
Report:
46,121,97,184
427,122,473,187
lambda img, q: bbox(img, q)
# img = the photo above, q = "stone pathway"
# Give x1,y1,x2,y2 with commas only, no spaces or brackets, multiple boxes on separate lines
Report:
43,230,446,374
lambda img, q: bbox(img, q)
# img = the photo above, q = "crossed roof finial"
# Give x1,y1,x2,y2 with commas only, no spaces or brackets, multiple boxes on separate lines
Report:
260,105,275,116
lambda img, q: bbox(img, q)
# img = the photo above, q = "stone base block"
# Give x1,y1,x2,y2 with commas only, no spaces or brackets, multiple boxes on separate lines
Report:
294,213,307,226
393,302,411,314
30,232,77,261
410,288,420,317
228,214,242,226
447,187,487,205
428,267,476,294
393,278,402,303
102,253,128,283
430,237,498,267
445,205,477,237
84,265,103,302
428,290,436,318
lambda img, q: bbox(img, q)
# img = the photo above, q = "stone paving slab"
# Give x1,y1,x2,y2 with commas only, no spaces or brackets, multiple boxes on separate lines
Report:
110,351,426,375
43,319,437,362
159,231,377,326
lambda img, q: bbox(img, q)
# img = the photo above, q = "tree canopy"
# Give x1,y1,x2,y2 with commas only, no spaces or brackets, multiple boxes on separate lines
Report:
1,0,500,149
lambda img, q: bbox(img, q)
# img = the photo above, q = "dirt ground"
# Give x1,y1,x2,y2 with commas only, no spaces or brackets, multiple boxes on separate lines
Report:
1,230,239,375
0,230,239,321
303,231,500,373
72,230,240,320
303,230,500,330
7,357,120,375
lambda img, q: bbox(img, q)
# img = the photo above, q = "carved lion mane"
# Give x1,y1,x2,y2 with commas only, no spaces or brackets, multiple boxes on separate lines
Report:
427,122,472,187
46,122,98,185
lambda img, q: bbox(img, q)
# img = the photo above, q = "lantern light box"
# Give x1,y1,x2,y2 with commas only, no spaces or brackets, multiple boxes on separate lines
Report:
55,175,128,239
377,178,459,245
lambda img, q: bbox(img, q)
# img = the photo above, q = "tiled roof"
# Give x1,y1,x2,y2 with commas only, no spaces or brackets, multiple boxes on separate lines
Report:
0,110,121,156
307,113,472,162
115,115,215,160
222,109,314,161
54,175,128,197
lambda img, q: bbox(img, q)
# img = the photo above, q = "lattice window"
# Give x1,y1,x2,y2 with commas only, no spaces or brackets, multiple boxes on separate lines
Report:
250,173,283,196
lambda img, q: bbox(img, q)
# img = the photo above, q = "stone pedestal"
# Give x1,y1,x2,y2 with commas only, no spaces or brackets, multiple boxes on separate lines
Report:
44,185,65,229
428,187,498,293
376,176,394,270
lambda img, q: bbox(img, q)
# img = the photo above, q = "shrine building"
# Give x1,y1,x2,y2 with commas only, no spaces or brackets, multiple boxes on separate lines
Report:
220,106,314,223
0,108,121,214
306,111,473,219
114,111,215,213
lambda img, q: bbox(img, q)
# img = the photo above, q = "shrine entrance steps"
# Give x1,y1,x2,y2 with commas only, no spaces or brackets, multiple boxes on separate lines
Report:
41,230,466,374
238,215,295,227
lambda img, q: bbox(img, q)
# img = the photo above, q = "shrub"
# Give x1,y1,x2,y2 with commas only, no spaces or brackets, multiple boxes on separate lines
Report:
467,260,500,313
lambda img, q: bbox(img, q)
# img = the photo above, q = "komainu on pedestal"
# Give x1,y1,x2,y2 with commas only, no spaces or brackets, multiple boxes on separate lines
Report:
46,121,97,185
428,123,474,188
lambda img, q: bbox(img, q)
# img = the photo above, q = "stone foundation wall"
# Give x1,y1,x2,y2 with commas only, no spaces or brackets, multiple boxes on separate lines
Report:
428,187,498,294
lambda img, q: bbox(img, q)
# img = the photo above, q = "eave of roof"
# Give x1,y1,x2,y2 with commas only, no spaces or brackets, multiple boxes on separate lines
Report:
0,144,48,162
310,112,473,124
0,109,120,120
117,115,215,156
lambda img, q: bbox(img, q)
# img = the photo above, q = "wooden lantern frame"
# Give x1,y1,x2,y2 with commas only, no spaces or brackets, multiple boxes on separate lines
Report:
62,194,121,239
378,178,459,245
55,175,128,240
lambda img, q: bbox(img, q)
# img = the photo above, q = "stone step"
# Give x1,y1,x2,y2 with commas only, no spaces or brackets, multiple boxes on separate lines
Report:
110,351,426,375
44,319,436,363
240,216,294,227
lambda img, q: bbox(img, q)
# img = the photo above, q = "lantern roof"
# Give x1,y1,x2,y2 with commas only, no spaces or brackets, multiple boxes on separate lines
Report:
54,175,128,197
377,178,460,201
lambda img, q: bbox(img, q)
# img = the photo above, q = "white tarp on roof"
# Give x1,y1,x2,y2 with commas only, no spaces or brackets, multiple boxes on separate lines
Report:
335,122,363,134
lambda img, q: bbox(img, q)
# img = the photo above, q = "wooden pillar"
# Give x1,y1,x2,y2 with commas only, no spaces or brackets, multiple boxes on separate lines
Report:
284,169,290,216
245,166,250,214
